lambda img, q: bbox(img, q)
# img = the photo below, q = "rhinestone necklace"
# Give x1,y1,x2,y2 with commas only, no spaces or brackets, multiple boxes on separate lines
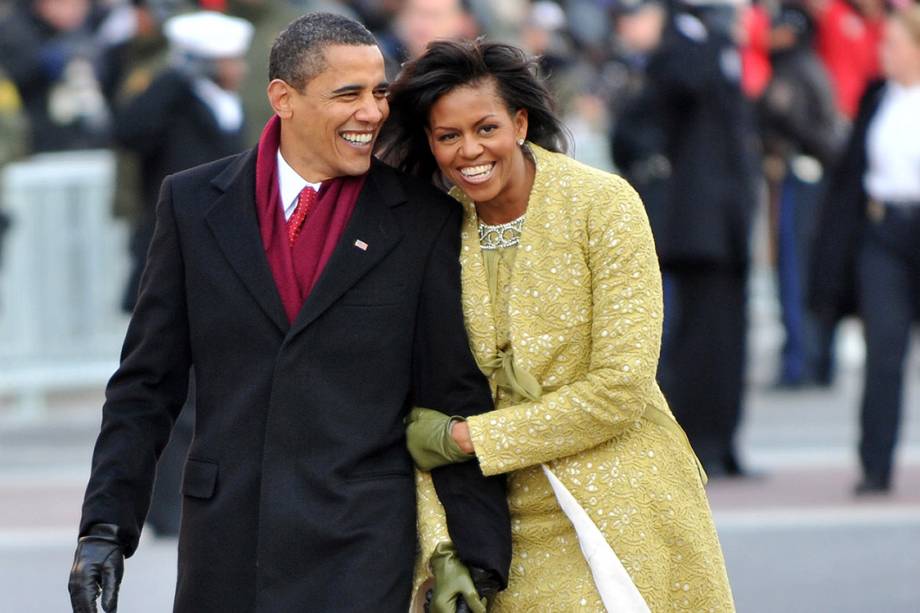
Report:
479,214,526,250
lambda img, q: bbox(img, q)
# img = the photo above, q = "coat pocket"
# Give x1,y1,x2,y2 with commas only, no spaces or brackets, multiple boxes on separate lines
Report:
181,457,218,499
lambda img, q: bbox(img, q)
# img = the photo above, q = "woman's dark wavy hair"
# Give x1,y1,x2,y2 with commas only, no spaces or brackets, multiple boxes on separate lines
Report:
377,38,570,180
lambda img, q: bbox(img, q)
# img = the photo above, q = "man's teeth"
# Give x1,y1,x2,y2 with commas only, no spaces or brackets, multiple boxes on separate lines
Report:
342,132,373,144
460,163,493,177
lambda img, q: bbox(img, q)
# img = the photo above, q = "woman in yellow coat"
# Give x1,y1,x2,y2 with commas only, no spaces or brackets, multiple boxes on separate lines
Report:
381,39,734,612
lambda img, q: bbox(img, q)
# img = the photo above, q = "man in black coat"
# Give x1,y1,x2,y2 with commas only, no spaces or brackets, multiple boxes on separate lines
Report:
68,12,510,613
646,0,761,477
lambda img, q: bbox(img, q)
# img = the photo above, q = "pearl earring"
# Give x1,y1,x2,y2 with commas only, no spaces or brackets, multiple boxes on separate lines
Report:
517,138,525,146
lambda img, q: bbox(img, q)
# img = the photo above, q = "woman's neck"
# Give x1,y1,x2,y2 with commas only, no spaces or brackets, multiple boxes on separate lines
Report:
474,151,535,225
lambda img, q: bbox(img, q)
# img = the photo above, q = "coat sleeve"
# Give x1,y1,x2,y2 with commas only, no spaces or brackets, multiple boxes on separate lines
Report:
467,176,663,476
411,200,511,586
114,70,189,155
78,176,192,556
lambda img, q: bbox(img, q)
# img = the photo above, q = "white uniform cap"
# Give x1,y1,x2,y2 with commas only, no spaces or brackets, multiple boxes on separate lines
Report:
164,11,254,59
528,1,567,30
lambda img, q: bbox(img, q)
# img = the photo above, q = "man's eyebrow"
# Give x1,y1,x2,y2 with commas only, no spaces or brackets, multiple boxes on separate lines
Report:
330,81,390,95
331,84,363,95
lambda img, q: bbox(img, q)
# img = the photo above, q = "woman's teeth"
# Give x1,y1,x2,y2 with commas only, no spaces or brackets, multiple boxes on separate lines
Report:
459,163,494,182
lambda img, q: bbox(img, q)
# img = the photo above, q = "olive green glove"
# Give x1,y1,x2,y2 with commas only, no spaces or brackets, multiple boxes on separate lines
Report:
405,407,474,471
428,542,487,613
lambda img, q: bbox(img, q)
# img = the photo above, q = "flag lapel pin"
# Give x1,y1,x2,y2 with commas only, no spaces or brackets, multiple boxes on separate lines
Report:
354,239,369,251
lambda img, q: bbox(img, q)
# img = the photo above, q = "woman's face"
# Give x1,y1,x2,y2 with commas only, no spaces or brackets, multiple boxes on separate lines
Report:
881,18,920,85
426,80,529,211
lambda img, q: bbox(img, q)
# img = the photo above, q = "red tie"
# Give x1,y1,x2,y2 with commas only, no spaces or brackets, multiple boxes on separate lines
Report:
287,185,317,246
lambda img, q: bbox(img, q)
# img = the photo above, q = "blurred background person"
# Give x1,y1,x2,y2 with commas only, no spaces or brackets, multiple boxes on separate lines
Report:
0,0,136,154
519,0,615,169
759,1,845,388
116,8,251,313
646,0,762,478
112,9,252,536
520,0,577,97
809,0,886,120
376,0,478,77
609,0,670,253
811,3,920,496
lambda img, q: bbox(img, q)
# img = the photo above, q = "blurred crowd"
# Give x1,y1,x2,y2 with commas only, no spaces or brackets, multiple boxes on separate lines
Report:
0,0,918,513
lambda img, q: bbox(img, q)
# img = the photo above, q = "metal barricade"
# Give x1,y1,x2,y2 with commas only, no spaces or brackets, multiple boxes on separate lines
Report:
0,150,128,417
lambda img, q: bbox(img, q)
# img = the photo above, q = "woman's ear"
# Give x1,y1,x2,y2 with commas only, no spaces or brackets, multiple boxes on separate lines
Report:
513,108,529,143
267,79,293,119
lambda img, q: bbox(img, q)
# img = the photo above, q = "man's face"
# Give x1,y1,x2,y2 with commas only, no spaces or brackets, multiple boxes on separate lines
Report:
214,57,248,92
397,0,468,59
35,0,90,32
616,5,666,54
282,44,389,181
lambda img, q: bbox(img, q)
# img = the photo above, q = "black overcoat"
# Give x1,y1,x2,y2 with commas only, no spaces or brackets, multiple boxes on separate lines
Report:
809,81,885,321
79,150,511,612
646,15,760,269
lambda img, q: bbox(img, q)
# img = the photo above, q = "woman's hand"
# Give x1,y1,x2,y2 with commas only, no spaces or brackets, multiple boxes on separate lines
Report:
449,420,475,454
406,407,476,470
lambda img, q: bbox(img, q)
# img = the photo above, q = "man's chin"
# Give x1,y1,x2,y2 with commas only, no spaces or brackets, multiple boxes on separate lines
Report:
342,157,372,177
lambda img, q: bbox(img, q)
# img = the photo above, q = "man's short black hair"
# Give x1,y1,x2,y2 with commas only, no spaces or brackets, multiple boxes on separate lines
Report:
269,12,378,91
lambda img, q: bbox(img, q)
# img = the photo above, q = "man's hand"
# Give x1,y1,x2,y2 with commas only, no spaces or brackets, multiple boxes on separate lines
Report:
406,407,475,471
68,524,125,612
426,542,487,613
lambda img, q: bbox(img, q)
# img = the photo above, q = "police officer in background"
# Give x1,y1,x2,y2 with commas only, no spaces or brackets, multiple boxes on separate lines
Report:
609,0,670,252
117,10,252,313
646,0,761,478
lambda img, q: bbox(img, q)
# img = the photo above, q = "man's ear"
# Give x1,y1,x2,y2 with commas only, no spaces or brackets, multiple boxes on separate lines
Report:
267,79,294,119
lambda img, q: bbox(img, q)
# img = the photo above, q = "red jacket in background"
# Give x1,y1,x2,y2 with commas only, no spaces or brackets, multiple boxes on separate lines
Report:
815,0,884,119
742,4,773,99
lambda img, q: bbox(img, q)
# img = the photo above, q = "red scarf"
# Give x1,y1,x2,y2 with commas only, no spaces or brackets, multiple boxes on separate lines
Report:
255,116,365,323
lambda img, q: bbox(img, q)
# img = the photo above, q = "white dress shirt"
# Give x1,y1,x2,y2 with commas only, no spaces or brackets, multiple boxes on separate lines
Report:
277,151,321,221
864,83,920,205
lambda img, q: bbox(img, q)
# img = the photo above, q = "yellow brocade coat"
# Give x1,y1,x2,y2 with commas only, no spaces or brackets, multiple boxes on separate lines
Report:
414,145,734,612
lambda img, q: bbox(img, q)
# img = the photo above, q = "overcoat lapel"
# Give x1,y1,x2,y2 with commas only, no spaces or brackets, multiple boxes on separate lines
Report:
205,149,289,334
285,161,405,342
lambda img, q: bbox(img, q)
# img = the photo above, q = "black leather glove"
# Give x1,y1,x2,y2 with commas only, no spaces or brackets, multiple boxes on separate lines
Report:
469,567,502,602
68,523,125,612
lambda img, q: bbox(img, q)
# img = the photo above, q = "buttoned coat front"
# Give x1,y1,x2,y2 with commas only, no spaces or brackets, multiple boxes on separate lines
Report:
79,150,510,612
415,146,733,611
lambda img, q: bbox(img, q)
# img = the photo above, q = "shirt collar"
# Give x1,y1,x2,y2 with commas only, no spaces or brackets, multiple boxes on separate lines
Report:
888,81,920,100
276,150,321,217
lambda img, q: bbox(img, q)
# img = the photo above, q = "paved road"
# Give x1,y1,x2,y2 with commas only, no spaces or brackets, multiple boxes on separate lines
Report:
2,319,918,612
